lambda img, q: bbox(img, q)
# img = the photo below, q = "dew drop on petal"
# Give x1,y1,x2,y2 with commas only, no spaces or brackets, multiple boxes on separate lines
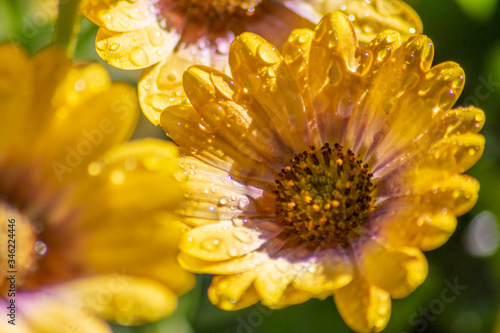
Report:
237,197,250,210
34,240,48,255
233,229,253,243
147,29,164,47
129,47,149,67
202,238,221,251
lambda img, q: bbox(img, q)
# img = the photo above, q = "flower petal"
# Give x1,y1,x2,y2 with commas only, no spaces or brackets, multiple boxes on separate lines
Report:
253,258,301,305
66,275,178,325
307,12,358,145
208,270,260,310
175,156,276,222
38,82,139,184
15,293,112,333
73,139,183,218
178,251,269,275
81,0,157,32
95,24,179,69
180,221,282,261
334,275,391,332
229,32,310,153
139,42,230,125
358,239,428,298
279,0,422,44
292,248,353,294
0,44,32,152
373,204,457,251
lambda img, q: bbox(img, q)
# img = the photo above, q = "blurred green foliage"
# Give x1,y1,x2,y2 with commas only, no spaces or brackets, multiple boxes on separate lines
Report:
1,0,499,332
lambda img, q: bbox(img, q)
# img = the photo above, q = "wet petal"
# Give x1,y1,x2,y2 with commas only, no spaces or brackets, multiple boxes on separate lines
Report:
180,221,282,261
334,275,391,332
66,275,178,325
280,0,422,44
81,0,157,32
95,24,179,69
229,32,310,153
178,251,270,274
209,270,260,310
359,239,428,298
292,248,353,294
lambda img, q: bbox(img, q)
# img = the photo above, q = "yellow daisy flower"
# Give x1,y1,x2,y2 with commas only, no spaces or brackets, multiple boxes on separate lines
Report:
159,12,485,332
0,44,194,332
81,0,422,126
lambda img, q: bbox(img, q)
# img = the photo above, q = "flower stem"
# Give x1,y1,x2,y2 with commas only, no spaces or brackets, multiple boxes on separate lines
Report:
53,0,82,56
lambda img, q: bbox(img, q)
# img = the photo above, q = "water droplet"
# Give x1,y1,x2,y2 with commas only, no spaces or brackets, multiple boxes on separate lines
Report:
228,247,239,257
110,43,119,51
111,170,125,185
468,148,476,156
328,62,342,86
147,29,164,47
34,240,48,255
377,47,390,62
382,97,397,114
74,78,87,92
88,162,102,176
238,197,250,210
96,39,108,51
403,73,419,90
219,197,228,206
233,229,253,243
257,43,280,65
129,47,149,67
202,238,220,251
199,103,227,132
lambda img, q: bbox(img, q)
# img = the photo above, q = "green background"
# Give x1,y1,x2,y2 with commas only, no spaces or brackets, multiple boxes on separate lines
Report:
1,0,500,332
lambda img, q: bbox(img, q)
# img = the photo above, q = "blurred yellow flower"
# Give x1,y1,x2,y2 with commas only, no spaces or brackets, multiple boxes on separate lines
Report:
159,12,484,332
0,44,194,332
81,0,422,126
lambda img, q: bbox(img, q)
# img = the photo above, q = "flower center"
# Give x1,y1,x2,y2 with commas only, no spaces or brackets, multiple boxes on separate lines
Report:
274,144,374,248
177,0,262,17
0,199,82,296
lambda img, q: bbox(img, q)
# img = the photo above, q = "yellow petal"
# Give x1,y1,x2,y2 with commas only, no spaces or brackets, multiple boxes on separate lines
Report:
360,239,428,298
161,105,283,182
139,43,230,125
139,54,190,125
17,294,112,333
37,82,139,184
95,24,179,69
81,212,195,295
254,258,299,306
307,12,358,146
73,139,183,217
334,276,391,332
178,251,269,275
229,32,309,153
183,65,292,162
282,28,315,137
375,205,457,251
282,0,422,44
292,248,353,294
175,156,276,222
181,221,281,261
0,44,32,152
407,174,480,217
67,275,178,325
81,0,157,32
209,270,260,310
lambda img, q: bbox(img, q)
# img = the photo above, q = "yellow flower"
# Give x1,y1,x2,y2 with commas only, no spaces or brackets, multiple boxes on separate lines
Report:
160,12,484,332
0,44,194,332
81,0,422,126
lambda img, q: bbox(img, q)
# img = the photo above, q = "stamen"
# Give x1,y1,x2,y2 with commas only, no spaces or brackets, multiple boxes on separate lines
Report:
274,143,375,248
